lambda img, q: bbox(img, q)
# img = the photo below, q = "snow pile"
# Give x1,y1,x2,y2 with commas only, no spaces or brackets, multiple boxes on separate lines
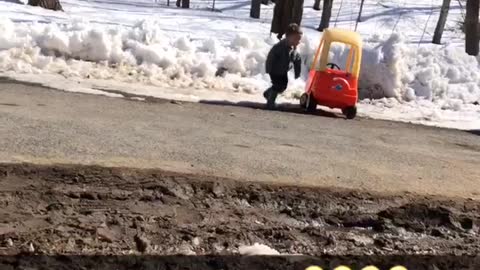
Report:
0,9,479,129
0,18,32,50
0,18,278,94
3,16,477,104
238,243,280,255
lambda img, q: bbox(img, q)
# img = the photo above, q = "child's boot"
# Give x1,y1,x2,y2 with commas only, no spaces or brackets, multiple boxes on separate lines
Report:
263,89,270,100
266,90,278,110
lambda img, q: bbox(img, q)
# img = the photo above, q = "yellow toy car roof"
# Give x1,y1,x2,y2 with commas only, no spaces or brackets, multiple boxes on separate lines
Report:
310,28,363,77
322,28,362,47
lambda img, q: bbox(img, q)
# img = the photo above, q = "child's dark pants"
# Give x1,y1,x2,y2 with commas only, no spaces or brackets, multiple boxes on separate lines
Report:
263,74,288,109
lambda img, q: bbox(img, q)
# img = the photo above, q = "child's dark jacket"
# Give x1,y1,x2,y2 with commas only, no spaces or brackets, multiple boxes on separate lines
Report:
265,39,301,79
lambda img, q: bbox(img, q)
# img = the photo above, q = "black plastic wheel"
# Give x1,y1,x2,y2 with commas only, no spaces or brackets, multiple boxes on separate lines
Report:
306,95,317,113
342,106,357,119
299,93,308,108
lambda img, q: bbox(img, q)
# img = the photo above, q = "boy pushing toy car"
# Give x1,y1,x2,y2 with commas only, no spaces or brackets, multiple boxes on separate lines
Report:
264,23,303,110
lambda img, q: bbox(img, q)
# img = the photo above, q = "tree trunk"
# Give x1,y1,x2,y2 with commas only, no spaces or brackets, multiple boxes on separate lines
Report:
28,0,63,11
270,0,303,39
270,0,285,37
313,0,321,10
291,0,304,25
432,0,451,44
465,0,479,55
317,0,333,31
175,0,189,8
250,0,262,18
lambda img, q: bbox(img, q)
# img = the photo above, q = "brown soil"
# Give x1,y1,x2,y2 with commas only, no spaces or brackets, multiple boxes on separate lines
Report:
0,163,479,269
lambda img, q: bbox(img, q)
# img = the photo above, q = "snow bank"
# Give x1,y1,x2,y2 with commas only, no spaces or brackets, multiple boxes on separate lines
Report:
2,18,478,103
323,33,480,106
238,243,280,255
0,17,479,129
0,18,271,95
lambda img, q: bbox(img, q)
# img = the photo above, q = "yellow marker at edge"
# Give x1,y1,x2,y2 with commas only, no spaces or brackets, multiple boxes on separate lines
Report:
305,266,323,270
305,265,407,270
334,266,352,270
361,266,380,270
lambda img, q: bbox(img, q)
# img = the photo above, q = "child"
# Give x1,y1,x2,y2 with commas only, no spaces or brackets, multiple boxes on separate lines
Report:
264,23,303,109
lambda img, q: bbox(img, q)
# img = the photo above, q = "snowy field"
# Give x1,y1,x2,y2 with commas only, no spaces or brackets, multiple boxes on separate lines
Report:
1,0,479,129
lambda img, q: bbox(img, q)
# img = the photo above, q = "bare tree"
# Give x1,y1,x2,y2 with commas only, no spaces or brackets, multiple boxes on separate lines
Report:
317,0,333,32
313,0,321,10
176,0,189,8
465,0,479,55
292,0,304,26
28,0,63,11
250,0,262,18
270,0,304,39
433,0,451,44
355,0,365,31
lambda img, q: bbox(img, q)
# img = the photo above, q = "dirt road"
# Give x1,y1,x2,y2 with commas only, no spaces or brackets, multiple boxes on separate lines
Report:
0,80,479,198
0,80,480,198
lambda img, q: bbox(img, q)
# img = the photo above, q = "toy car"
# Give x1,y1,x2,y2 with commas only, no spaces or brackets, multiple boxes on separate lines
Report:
300,28,363,119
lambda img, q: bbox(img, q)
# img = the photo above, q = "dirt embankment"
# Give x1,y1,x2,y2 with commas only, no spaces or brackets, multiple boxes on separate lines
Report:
0,163,479,269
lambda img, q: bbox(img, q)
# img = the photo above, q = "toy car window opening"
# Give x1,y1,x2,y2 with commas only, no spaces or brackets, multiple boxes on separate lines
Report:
313,42,357,75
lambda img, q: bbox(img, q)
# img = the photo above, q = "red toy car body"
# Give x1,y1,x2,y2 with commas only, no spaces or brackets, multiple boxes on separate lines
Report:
300,28,363,119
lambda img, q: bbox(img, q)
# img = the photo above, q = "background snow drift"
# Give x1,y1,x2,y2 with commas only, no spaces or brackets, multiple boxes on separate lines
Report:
0,0,479,129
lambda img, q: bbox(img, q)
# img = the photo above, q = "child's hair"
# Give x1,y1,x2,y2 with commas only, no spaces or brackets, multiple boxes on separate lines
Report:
286,23,303,36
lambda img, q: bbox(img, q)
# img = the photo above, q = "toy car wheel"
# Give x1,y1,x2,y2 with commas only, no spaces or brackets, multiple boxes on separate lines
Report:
299,93,308,108
342,106,357,119
306,95,317,113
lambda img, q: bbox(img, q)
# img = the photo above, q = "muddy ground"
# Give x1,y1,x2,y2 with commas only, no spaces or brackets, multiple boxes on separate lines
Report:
1,163,480,269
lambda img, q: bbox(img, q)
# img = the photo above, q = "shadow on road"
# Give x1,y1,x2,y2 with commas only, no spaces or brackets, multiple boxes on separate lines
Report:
467,130,480,136
198,99,341,119
1,0,23,4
